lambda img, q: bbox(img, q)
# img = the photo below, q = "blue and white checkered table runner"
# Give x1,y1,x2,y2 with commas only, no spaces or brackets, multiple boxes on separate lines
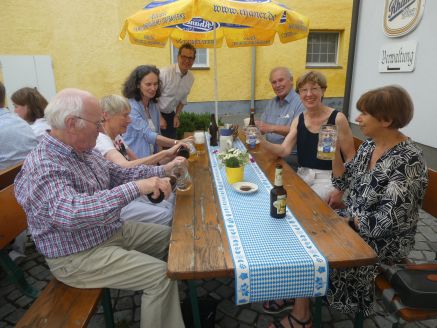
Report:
206,135,329,305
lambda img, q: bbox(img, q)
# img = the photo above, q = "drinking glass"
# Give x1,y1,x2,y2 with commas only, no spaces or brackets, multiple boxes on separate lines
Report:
193,130,205,155
186,141,197,162
317,124,337,160
171,164,192,191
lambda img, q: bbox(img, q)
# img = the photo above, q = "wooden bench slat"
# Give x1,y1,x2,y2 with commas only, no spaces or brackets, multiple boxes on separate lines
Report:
0,184,27,249
16,279,103,328
0,161,23,190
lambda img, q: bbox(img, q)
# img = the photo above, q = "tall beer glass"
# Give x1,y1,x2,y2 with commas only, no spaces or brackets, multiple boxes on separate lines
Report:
317,124,337,160
193,130,205,155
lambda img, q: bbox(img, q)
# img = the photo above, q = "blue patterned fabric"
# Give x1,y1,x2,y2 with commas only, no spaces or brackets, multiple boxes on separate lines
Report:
207,135,329,305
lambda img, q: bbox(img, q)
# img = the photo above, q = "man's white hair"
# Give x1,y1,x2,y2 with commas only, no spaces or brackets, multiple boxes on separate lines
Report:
269,67,293,81
45,88,93,129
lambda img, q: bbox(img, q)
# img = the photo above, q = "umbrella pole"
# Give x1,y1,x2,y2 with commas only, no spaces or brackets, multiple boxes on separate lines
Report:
213,24,218,123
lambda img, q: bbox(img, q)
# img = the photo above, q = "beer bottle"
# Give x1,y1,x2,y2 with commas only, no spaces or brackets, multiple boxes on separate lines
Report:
248,111,256,127
248,111,257,149
147,176,177,203
209,113,219,146
270,164,287,218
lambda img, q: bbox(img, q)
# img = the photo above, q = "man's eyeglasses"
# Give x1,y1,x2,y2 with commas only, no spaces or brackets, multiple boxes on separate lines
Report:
74,115,105,130
179,55,195,61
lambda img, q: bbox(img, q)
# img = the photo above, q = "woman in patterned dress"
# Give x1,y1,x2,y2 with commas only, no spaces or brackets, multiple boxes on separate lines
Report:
271,85,428,328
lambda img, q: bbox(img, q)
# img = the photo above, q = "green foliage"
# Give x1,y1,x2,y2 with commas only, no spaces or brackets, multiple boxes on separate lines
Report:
177,112,223,139
217,148,250,168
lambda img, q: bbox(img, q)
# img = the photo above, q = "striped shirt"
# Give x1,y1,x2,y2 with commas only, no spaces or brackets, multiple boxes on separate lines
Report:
14,133,165,258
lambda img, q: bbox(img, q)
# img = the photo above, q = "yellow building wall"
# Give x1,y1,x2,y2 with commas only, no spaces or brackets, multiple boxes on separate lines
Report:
0,0,352,103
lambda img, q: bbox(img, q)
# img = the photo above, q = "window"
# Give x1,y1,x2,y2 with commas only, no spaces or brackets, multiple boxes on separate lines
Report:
306,32,340,67
172,46,209,69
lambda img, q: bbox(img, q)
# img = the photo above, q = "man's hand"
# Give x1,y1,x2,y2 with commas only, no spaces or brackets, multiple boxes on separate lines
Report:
162,156,188,176
327,189,346,209
160,115,167,130
255,120,271,134
174,115,180,128
135,177,171,200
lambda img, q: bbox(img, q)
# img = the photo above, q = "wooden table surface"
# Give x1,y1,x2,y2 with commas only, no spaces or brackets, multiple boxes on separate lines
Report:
167,137,377,280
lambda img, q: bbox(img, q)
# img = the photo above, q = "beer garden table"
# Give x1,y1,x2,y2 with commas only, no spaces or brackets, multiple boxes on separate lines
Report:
167,134,377,328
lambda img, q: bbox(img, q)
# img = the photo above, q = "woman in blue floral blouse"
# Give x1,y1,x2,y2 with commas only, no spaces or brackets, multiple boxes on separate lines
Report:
270,85,428,328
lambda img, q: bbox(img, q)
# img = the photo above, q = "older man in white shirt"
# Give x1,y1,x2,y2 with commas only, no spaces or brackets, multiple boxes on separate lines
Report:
158,43,196,140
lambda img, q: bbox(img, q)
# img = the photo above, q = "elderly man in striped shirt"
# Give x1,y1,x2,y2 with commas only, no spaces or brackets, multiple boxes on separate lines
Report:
15,88,186,328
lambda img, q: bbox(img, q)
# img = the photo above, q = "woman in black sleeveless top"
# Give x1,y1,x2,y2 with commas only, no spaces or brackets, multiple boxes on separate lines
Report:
265,72,355,327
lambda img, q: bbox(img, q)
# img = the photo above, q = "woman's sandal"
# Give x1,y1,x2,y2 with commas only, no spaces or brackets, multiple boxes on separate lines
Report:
271,313,312,328
263,299,295,314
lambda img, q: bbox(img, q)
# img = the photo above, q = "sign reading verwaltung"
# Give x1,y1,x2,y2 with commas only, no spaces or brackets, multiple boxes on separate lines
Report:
379,41,417,72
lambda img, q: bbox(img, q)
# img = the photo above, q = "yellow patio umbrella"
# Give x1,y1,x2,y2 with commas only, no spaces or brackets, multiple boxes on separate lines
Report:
119,0,309,118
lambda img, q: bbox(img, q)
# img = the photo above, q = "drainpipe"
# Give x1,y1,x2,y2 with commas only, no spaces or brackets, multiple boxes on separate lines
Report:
343,0,361,119
250,47,256,114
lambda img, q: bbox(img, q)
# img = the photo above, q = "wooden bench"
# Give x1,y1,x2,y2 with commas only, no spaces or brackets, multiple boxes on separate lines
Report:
16,279,114,328
0,183,38,298
0,161,23,190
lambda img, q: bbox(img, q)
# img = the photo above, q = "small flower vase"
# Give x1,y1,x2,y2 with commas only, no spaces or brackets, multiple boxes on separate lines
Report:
226,165,244,184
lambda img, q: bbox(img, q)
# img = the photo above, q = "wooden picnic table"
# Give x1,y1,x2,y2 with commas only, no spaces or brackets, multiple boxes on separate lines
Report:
167,134,377,327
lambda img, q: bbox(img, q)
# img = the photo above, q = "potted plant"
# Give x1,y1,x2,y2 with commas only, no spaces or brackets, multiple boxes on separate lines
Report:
217,148,250,184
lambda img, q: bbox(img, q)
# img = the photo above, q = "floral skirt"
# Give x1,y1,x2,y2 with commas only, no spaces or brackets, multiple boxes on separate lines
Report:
326,264,379,316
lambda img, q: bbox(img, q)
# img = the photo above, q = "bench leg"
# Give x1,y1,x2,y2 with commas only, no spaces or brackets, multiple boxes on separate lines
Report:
312,297,323,328
102,288,115,328
0,249,38,298
187,280,202,328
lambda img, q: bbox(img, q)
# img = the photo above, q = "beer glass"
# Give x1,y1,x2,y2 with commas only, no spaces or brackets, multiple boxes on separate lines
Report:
186,141,197,162
193,130,205,155
317,124,337,160
171,164,192,191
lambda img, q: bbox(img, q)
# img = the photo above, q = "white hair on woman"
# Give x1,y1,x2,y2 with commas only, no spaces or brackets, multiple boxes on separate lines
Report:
45,88,92,129
99,95,130,117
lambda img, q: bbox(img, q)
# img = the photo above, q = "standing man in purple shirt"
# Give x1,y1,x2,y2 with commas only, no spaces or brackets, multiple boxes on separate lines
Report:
14,88,185,328
256,67,304,170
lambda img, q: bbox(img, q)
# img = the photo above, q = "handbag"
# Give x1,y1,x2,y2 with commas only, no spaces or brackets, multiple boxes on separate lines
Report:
380,263,437,309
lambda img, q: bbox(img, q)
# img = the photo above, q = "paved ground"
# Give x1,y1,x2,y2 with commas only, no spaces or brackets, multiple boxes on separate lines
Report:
1,209,436,328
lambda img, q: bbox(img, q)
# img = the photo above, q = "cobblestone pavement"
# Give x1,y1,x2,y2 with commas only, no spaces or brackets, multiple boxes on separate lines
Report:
1,210,436,328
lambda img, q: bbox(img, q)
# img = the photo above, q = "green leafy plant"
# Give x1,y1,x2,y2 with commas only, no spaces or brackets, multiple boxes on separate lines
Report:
217,148,250,168
177,112,223,139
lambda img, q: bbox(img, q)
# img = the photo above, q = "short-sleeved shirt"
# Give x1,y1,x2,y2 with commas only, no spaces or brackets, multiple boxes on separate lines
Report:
95,133,131,160
158,64,194,114
0,108,38,170
31,118,51,142
260,90,304,148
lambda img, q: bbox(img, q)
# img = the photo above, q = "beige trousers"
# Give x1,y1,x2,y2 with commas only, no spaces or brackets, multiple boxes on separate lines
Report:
46,221,184,328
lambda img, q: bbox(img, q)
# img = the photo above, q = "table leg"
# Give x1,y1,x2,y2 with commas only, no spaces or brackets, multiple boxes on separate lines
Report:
187,280,202,328
312,297,323,328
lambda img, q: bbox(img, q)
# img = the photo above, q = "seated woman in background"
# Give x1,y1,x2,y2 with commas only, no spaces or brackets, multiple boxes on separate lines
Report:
270,85,428,328
95,94,181,226
259,71,355,204
11,87,50,141
122,65,192,157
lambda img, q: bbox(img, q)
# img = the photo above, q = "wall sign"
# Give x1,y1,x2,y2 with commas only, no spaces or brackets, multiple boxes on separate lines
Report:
379,41,417,72
383,0,425,37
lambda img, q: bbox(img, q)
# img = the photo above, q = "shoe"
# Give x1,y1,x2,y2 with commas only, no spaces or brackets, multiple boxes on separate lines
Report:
263,299,295,314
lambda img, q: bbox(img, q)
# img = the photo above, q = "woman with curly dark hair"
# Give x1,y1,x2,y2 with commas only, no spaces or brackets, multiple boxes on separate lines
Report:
11,87,50,141
122,65,191,157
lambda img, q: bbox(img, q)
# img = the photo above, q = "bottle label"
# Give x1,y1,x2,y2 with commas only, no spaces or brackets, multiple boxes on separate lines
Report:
273,195,286,215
